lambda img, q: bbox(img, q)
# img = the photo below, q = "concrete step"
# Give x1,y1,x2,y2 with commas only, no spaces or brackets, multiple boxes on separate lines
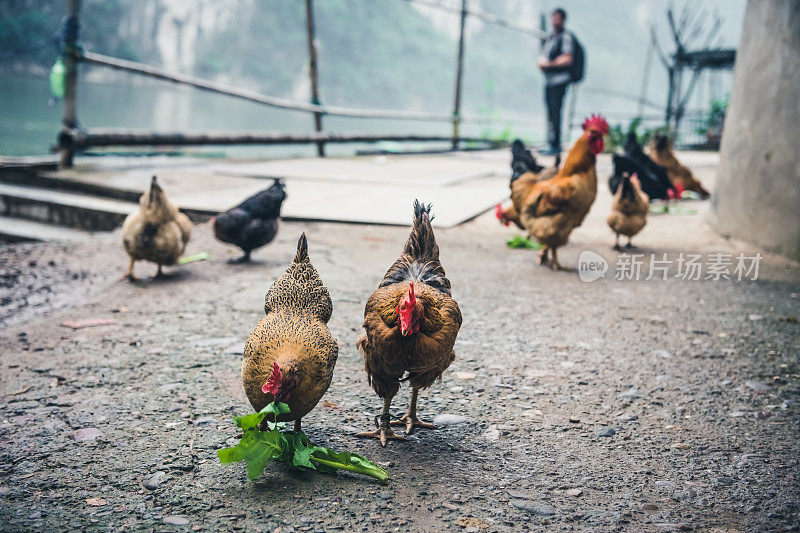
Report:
0,215,93,243
0,182,136,231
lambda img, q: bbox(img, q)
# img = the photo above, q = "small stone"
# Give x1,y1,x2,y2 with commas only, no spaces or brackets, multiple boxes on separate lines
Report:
511,500,556,516
142,471,168,490
483,426,500,440
672,442,691,450
565,488,583,497
748,314,763,321
617,412,638,421
193,416,218,427
596,427,616,438
455,371,476,380
85,497,107,506
745,380,770,392
653,349,673,359
568,417,580,423
648,315,667,325
619,388,640,399
163,516,190,525
378,492,392,500
449,386,465,393
433,414,468,426
73,428,103,441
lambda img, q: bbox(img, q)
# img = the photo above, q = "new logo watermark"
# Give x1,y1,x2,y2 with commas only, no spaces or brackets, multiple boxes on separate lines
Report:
578,251,608,282
578,251,762,283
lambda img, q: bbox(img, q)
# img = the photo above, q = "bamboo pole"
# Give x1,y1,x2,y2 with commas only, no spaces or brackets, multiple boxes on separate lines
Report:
80,51,539,126
451,0,467,150
57,129,505,150
305,0,324,156
59,0,81,168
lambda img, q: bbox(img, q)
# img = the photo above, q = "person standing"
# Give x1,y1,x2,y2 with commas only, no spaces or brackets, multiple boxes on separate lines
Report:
538,7,574,155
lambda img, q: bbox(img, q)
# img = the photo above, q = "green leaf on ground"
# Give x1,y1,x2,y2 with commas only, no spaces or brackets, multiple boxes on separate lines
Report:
506,235,544,250
218,402,388,483
178,252,210,264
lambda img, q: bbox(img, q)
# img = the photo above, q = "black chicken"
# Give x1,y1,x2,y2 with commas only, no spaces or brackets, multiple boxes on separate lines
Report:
609,132,676,200
212,179,287,263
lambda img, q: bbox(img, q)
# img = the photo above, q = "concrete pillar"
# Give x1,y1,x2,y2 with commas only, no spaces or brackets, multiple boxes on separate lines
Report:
713,0,800,260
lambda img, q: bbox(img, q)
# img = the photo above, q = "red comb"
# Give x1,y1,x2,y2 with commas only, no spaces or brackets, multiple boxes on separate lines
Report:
262,362,282,396
495,204,510,226
582,114,610,135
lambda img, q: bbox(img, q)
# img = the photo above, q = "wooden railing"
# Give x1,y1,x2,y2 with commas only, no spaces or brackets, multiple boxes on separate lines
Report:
56,0,543,167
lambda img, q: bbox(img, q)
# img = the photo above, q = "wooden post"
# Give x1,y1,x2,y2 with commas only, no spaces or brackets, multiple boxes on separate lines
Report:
305,0,324,157
59,0,81,168
451,0,467,151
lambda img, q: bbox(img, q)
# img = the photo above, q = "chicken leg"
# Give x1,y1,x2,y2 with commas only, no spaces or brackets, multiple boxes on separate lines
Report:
613,233,622,251
155,264,164,277
124,258,137,281
356,396,406,446
551,247,561,271
227,251,252,264
391,388,437,435
539,246,550,266
294,419,302,432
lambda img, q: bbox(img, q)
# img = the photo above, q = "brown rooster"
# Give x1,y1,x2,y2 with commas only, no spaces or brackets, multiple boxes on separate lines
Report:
121,176,192,279
356,201,462,446
504,115,609,270
241,233,338,432
646,133,710,199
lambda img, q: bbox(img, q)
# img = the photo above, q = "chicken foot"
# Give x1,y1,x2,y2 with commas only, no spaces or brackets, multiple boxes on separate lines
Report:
356,396,406,447
550,247,561,271
391,387,437,435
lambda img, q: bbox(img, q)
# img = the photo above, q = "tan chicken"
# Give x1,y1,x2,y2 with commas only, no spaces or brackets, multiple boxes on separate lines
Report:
356,201,462,446
507,115,609,270
646,133,710,198
607,173,649,250
121,176,191,279
496,139,558,229
242,233,338,432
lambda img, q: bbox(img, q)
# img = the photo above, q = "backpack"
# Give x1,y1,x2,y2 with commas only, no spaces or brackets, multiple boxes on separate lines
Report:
568,32,585,83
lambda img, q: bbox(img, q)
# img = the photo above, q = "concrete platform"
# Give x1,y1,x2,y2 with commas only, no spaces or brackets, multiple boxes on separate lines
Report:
29,152,515,227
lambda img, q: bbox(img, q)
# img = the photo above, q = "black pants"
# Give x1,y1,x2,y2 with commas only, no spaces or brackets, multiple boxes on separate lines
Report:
545,83,568,150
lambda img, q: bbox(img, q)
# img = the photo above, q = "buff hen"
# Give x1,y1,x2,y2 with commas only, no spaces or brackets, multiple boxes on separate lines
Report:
121,176,191,279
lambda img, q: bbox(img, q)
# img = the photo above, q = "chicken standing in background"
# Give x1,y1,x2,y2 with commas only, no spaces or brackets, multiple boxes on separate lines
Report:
213,179,287,263
608,132,676,200
357,201,462,446
121,176,192,280
496,139,559,229
507,115,609,270
607,173,649,250
242,233,338,432
646,133,710,199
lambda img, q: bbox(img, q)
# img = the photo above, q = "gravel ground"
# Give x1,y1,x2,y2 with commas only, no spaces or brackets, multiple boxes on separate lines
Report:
0,213,799,532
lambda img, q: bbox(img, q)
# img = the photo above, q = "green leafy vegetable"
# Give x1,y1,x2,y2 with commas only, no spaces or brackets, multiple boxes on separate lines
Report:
649,204,698,216
178,252,211,264
218,402,388,483
506,235,544,250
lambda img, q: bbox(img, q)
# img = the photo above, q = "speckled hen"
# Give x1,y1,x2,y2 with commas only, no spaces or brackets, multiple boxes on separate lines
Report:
241,233,338,432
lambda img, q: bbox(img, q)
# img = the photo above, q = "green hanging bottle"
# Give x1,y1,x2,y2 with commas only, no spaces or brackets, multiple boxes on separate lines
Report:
50,57,66,99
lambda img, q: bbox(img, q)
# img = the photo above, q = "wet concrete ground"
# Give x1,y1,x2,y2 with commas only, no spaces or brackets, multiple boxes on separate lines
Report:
1,174,799,531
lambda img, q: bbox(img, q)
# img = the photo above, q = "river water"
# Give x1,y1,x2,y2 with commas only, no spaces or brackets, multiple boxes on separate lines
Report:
0,73,530,158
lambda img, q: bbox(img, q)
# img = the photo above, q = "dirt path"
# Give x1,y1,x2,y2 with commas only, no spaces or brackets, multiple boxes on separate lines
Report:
1,211,798,532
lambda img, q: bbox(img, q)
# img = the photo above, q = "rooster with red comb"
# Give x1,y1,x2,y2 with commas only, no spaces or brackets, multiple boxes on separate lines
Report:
357,201,462,446
498,114,608,270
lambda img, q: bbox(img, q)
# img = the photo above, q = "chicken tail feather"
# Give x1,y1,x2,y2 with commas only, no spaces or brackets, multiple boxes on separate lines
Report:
294,232,308,263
